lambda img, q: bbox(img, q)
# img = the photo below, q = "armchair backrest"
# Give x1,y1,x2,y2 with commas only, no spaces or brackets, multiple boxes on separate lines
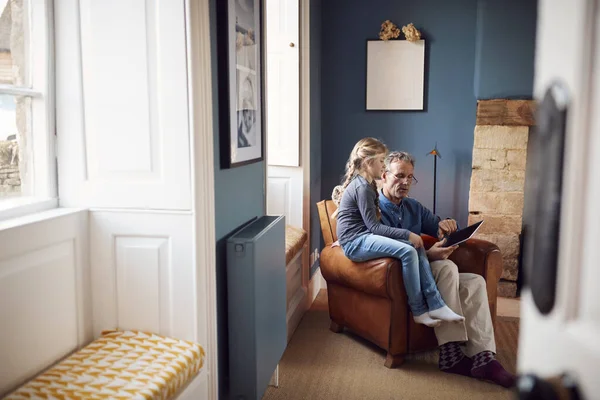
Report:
316,200,338,246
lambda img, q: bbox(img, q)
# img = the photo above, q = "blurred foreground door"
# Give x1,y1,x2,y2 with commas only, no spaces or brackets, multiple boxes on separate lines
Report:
519,0,600,397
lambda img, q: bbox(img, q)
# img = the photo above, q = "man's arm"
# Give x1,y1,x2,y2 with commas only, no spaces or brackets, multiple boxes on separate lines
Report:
420,202,460,239
420,203,441,238
426,239,458,261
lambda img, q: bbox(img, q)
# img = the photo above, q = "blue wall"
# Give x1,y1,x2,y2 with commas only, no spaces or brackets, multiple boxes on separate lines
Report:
475,0,537,99
309,0,322,277
321,0,479,226
320,0,537,227
210,0,265,396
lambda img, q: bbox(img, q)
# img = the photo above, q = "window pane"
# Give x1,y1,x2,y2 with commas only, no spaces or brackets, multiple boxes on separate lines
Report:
0,0,30,86
0,94,30,198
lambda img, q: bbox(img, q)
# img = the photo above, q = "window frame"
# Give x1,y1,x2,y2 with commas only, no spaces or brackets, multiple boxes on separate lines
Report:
0,0,57,221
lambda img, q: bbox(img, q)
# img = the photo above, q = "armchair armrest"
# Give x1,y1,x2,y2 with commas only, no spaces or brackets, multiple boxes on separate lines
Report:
320,246,403,299
449,238,503,325
422,233,502,280
449,238,502,280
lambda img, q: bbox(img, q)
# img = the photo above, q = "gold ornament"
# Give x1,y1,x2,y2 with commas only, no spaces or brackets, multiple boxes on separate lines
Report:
402,23,421,42
379,20,401,41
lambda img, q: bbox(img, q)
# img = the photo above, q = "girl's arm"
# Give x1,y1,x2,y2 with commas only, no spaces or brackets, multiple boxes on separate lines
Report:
356,184,411,240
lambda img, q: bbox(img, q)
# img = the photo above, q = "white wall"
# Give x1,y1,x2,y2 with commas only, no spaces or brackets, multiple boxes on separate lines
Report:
0,210,89,396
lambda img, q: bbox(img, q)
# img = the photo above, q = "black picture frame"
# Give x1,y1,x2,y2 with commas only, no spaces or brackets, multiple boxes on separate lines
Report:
217,0,265,169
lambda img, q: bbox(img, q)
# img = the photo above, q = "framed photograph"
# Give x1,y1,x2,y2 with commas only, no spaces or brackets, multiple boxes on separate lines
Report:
217,0,264,168
366,40,425,110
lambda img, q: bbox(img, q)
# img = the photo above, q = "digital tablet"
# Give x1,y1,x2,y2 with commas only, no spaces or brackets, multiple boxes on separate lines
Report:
440,220,484,247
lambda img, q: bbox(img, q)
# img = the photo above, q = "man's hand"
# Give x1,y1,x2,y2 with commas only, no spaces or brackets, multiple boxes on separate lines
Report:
438,219,458,240
408,232,424,248
426,239,458,261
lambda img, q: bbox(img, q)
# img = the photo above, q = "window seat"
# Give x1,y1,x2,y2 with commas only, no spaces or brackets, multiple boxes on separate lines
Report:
285,224,307,264
285,224,308,343
4,330,205,400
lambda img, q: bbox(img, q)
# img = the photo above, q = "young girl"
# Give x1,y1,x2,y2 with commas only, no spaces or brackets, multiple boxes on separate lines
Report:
333,137,464,327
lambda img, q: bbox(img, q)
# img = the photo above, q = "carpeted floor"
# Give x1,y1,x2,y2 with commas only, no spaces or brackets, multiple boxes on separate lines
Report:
263,291,519,400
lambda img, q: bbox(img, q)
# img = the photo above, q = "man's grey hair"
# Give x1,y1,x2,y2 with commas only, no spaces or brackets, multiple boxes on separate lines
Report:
385,151,415,169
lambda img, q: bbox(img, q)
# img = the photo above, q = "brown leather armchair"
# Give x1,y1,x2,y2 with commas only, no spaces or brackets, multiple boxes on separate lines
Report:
316,199,502,368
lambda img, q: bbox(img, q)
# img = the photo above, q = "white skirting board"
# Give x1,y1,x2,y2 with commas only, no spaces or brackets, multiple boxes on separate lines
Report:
308,266,327,305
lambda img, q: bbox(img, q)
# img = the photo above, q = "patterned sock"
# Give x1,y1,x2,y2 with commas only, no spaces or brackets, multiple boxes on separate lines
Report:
472,350,495,369
471,351,516,388
439,342,466,371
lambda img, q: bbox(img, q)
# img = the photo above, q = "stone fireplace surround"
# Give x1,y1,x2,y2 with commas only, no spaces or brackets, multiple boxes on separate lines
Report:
468,99,536,298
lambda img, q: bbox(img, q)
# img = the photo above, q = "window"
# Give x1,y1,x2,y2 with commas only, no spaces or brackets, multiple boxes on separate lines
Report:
0,0,56,219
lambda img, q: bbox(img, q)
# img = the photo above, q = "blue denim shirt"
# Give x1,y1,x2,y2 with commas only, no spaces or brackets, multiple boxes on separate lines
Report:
378,190,441,237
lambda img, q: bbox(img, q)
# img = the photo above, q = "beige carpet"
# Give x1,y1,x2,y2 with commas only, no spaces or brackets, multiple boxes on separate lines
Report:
263,293,519,400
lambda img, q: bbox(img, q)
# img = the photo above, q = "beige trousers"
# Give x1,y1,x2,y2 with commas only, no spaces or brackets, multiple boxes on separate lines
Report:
430,260,496,356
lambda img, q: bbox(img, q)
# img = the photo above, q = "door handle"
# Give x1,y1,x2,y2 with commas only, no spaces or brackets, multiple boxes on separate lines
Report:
521,82,569,315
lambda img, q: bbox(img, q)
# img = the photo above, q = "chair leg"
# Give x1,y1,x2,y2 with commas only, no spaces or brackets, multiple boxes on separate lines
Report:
329,320,344,333
384,353,405,368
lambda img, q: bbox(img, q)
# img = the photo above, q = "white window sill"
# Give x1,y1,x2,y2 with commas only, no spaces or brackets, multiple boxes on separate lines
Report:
0,197,59,222
0,202,86,232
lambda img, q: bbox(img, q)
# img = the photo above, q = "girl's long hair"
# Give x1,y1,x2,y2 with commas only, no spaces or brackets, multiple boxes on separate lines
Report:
331,137,388,219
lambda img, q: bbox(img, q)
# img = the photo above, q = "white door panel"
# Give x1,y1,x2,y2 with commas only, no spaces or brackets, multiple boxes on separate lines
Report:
266,0,299,167
267,177,290,220
518,0,600,396
267,165,303,227
90,211,195,342
56,0,191,210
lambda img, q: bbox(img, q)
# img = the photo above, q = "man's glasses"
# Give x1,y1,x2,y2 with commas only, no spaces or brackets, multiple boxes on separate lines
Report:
386,170,418,185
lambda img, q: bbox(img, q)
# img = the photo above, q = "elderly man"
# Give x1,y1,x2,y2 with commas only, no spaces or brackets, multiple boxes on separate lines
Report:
378,151,515,388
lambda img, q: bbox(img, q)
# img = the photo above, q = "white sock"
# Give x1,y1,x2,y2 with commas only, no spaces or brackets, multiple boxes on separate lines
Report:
429,306,465,323
413,312,442,328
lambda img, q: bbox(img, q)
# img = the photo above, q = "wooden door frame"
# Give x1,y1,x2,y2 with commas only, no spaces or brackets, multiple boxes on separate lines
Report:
263,0,312,292
187,1,218,398
300,0,312,298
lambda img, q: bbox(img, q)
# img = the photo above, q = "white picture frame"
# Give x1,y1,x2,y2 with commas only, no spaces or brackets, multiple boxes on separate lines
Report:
366,40,425,110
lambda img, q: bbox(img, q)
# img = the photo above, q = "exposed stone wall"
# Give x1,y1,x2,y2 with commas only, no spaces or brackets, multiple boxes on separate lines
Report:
0,165,20,195
468,100,535,298
0,140,19,195
468,126,528,297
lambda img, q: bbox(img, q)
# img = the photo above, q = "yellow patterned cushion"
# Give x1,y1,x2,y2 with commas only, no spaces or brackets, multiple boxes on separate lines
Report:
4,330,205,400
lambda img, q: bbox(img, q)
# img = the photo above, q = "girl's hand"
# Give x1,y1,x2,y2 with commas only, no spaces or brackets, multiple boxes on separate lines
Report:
408,232,424,248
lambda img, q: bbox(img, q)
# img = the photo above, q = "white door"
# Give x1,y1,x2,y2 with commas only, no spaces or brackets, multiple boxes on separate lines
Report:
265,0,302,228
266,0,299,167
56,0,191,210
518,0,600,397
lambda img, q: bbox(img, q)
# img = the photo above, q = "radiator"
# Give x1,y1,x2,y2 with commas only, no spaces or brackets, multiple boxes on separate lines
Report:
227,215,287,400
